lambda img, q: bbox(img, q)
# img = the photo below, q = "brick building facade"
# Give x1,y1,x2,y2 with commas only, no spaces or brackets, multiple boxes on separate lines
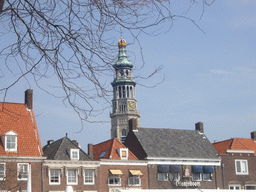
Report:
213,132,256,190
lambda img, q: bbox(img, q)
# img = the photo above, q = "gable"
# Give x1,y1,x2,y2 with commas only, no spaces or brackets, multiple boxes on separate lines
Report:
43,137,92,161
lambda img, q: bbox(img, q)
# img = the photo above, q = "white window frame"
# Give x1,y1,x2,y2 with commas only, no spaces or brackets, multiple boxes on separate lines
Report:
229,185,241,190
235,159,248,175
158,173,168,181
0,163,6,180
120,148,128,160
169,172,180,181
128,175,141,186
70,149,79,160
108,175,121,186
192,172,202,181
3,131,18,152
203,173,212,181
67,169,78,185
245,185,256,190
49,169,61,185
17,163,28,180
84,169,95,185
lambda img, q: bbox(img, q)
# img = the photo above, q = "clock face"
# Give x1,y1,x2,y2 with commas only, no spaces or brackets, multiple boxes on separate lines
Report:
128,101,135,110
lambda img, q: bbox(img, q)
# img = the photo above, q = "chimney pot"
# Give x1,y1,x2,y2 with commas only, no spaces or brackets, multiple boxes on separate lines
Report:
129,118,137,132
195,121,204,134
251,131,256,142
88,144,93,159
25,89,33,109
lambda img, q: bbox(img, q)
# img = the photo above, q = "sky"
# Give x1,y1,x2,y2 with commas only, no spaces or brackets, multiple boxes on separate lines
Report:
1,0,255,151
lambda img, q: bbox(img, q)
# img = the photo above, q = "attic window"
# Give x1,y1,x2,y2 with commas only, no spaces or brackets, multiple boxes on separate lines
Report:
70,149,79,160
118,148,128,160
3,130,18,152
100,150,107,159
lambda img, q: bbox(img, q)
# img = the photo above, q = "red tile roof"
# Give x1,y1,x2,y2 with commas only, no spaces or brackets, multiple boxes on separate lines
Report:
0,102,43,157
93,138,138,160
213,138,256,155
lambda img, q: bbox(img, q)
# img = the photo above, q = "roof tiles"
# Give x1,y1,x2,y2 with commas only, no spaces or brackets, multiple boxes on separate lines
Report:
93,138,138,160
213,138,256,155
0,102,43,157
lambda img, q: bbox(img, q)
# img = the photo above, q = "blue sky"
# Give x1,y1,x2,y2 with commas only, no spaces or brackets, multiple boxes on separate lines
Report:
1,0,255,151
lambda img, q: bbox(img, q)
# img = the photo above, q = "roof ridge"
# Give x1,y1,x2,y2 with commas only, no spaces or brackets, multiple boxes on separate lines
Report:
109,139,116,159
236,138,250,150
53,137,66,159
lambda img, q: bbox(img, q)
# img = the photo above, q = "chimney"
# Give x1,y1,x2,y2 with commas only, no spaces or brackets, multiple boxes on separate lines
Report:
88,144,93,159
195,122,204,134
129,118,137,132
72,140,79,146
47,140,54,145
251,131,256,142
25,89,33,109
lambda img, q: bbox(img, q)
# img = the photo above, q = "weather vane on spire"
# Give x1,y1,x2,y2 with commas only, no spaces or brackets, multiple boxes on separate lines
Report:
120,27,123,37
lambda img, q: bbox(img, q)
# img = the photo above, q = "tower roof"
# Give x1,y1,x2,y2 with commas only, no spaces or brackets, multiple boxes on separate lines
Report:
113,37,133,69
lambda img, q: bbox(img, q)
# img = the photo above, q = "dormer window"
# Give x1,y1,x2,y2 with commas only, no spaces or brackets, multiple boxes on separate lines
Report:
70,149,79,160
117,148,128,160
2,130,18,152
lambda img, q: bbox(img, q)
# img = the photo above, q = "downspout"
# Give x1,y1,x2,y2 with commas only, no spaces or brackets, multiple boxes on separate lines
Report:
222,163,225,189
42,161,44,192
214,166,217,189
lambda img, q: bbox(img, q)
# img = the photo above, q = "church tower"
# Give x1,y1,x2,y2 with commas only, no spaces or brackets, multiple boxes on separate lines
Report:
110,37,140,143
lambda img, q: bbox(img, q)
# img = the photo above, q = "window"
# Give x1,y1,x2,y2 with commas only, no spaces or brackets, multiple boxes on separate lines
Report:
99,150,107,159
203,173,212,181
229,185,241,190
118,148,128,160
121,129,126,144
70,149,79,160
158,173,168,181
84,169,95,185
235,160,248,175
108,169,122,186
128,175,141,186
49,169,61,185
192,173,201,181
17,163,28,180
191,165,202,181
67,169,78,185
3,131,18,152
0,164,5,180
169,173,180,181
202,166,213,181
108,175,121,186
246,185,256,190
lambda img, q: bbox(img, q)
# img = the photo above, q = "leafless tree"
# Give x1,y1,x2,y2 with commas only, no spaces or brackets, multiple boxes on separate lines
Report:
0,0,215,122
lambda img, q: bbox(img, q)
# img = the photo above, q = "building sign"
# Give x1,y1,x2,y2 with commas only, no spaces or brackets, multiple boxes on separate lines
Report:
184,167,190,177
175,181,201,187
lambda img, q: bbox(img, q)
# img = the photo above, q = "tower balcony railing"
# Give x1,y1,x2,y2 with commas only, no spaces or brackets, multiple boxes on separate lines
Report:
110,111,140,117
114,76,134,81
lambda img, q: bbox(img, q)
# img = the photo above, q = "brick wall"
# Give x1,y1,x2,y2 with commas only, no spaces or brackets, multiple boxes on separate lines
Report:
98,164,148,192
0,161,42,192
216,153,256,189
148,164,218,189
43,165,99,192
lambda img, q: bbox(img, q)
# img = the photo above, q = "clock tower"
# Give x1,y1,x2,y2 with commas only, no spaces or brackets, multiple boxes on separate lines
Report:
110,37,140,143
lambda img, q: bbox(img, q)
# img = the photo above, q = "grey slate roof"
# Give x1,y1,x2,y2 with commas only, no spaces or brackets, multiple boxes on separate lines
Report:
134,128,219,159
43,137,92,161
